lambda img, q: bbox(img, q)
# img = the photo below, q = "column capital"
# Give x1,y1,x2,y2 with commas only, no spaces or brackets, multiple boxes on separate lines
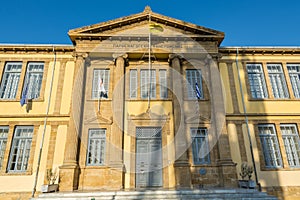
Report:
113,53,128,66
72,52,89,60
168,54,184,64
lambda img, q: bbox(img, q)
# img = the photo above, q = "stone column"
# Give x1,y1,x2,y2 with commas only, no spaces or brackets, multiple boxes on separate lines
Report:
169,54,192,189
207,56,237,187
109,55,127,188
59,53,87,191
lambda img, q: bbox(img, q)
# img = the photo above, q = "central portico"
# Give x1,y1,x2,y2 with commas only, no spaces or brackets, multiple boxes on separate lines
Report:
58,6,237,191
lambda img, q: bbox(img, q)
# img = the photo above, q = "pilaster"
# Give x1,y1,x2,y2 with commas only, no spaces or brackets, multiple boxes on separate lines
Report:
207,57,237,187
59,53,87,191
169,54,192,189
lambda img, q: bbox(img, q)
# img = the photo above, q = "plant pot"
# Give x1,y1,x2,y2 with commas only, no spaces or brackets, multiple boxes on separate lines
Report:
238,180,256,189
238,180,249,188
41,184,58,193
248,180,256,189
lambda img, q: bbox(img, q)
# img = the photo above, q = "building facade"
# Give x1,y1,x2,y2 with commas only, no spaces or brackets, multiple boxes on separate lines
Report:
0,6,299,200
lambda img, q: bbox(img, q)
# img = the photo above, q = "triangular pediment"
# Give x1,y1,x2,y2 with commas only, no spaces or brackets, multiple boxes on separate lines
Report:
68,6,224,45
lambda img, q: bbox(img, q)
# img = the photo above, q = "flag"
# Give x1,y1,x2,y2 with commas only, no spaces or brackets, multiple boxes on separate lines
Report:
149,23,164,33
195,82,202,99
99,78,108,98
20,81,29,106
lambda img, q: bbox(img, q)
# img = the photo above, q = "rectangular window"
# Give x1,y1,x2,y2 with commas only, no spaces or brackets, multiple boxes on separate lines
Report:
258,124,282,168
86,129,106,166
140,69,156,99
246,64,268,98
130,69,137,98
92,69,110,99
7,126,33,172
159,69,167,99
0,62,22,99
186,69,203,99
280,124,300,167
0,126,9,170
191,128,210,164
23,62,44,99
287,64,300,98
267,64,289,98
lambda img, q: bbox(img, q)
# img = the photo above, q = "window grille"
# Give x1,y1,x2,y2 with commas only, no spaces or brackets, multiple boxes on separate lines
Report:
186,69,203,99
258,124,282,168
7,126,33,172
246,64,268,98
140,70,156,99
280,124,300,167
287,64,300,98
130,69,137,98
0,62,22,99
267,64,289,98
23,62,44,99
0,126,9,170
159,70,167,99
92,69,110,99
191,128,210,164
86,129,106,165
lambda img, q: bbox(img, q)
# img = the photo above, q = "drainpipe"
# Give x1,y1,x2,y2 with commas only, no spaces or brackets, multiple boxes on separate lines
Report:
235,48,261,191
31,46,57,197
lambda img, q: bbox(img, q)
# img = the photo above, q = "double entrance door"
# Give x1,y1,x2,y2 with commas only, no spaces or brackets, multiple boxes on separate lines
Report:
135,127,162,188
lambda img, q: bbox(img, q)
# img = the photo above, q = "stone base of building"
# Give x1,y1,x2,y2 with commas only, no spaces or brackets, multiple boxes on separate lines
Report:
59,164,80,191
264,186,300,200
78,167,124,190
0,192,32,200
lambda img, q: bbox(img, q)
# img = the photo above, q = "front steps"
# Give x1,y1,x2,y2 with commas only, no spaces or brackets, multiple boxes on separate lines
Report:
32,189,278,200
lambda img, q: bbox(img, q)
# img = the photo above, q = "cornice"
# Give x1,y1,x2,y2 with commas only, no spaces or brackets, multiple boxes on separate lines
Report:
0,44,75,54
219,46,300,55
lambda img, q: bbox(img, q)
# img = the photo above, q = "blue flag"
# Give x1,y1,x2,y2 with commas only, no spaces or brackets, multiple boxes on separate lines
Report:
195,82,201,99
20,82,28,106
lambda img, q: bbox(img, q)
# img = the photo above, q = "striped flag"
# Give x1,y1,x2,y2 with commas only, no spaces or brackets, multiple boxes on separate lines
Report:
99,78,108,98
195,82,201,99
20,81,29,106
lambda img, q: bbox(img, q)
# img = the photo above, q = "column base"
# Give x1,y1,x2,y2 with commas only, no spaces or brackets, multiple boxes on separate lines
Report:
174,161,192,189
59,164,79,191
217,159,238,188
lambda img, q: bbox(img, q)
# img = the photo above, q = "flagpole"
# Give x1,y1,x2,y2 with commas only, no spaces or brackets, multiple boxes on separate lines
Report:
31,46,56,197
147,13,151,110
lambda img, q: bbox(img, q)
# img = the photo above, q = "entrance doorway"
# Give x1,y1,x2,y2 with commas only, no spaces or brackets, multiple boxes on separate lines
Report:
135,127,163,188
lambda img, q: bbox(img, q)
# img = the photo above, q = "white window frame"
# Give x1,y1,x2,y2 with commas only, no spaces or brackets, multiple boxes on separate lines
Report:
287,64,300,98
0,126,9,170
140,69,156,99
191,128,210,164
159,69,167,99
246,64,268,99
7,126,33,172
258,124,283,168
130,69,138,99
86,129,106,166
267,64,289,98
23,62,44,99
92,69,110,99
280,124,300,168
186,69,203,99
0,62,22,99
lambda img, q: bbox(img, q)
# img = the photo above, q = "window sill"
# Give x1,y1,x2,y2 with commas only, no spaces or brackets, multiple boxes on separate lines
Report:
0,171,32,176
248,98,300,101
0,98,44,102
82,165,109,169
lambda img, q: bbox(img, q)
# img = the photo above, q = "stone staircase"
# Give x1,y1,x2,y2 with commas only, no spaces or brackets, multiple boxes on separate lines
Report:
32,189,278,200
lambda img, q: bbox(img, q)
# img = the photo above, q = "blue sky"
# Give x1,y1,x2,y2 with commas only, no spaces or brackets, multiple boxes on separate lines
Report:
0,0,299,46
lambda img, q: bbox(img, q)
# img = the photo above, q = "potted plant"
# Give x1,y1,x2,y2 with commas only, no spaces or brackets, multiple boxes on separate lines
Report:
238,162,256,189
41,168,59,193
